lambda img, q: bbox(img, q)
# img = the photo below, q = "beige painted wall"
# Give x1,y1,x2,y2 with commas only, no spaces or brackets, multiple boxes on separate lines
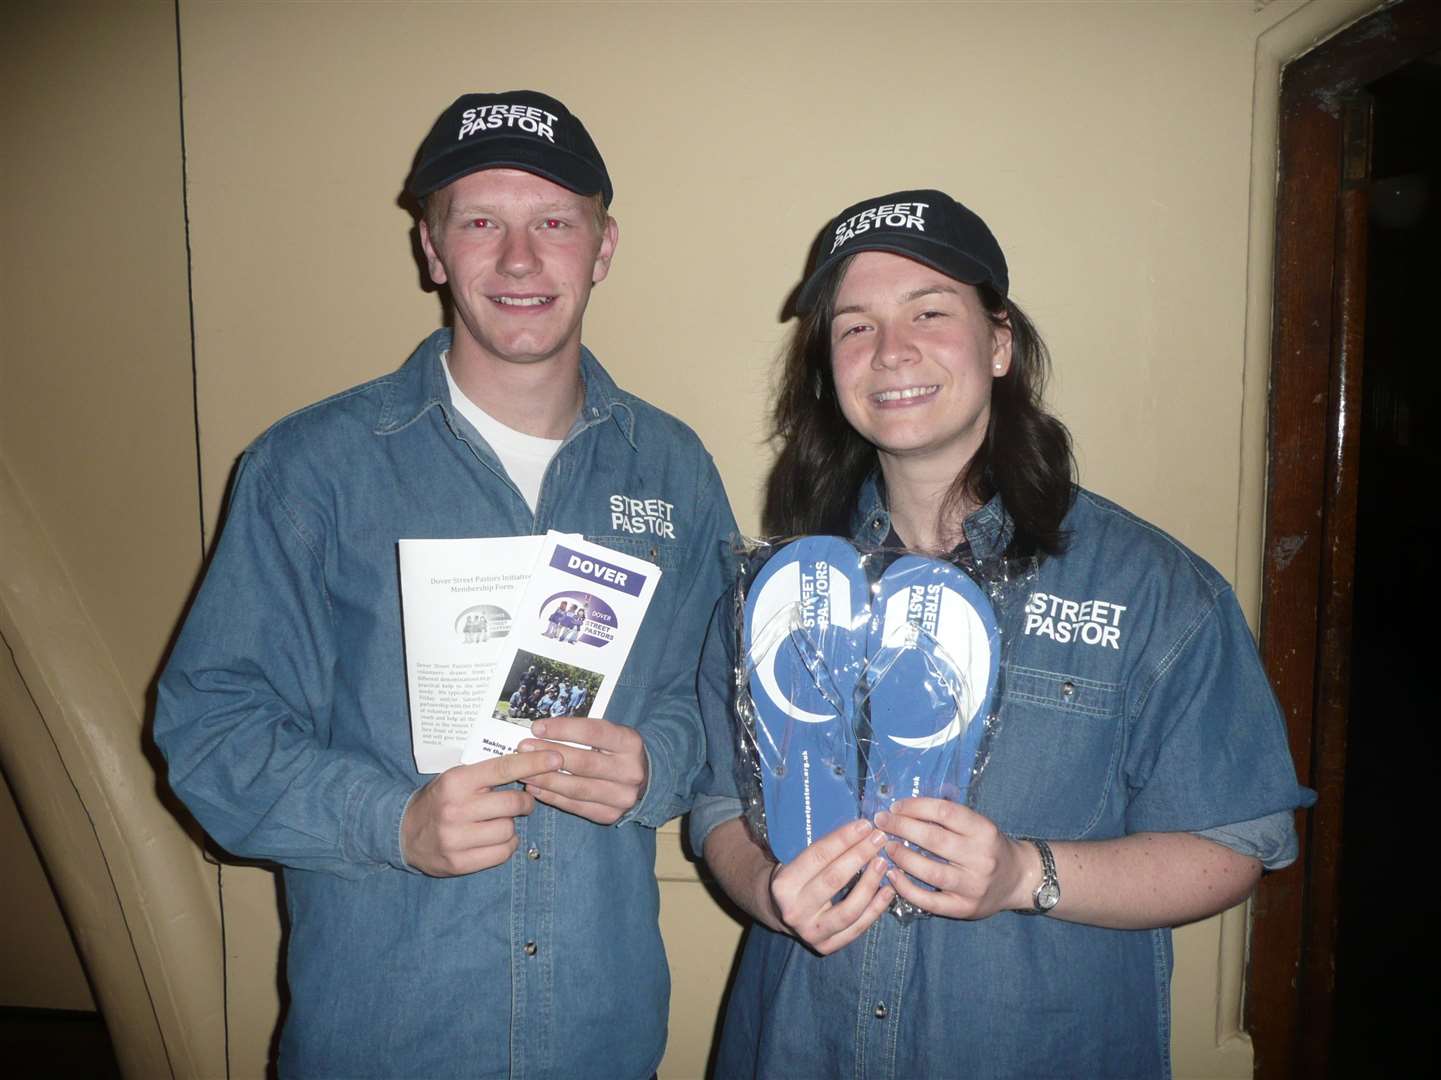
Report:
0,0,200,1024
1,1,200,700
180,0,1282,564
1,1,1359,1077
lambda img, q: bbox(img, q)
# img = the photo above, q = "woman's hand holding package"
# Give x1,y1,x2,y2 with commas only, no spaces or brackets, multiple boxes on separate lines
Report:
769,818,897,955
875,799,1033,919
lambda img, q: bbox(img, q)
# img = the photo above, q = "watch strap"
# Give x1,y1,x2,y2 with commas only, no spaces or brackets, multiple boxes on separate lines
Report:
1014,836,1060,915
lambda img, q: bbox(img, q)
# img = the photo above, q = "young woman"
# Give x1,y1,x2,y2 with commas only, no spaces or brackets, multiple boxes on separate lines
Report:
690,190,1313,1079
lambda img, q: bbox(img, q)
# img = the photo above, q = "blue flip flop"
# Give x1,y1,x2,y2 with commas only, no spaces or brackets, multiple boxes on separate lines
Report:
861,554,1001,826
744,536,870,864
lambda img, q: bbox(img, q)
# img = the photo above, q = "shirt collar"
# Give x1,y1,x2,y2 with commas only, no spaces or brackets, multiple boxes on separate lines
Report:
575,347,638,449
374,328,637,450
850,472,892,544
848,469,1014,558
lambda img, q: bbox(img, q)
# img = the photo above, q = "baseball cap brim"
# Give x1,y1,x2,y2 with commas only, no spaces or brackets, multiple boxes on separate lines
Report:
410,137,612,205
795,236,999,314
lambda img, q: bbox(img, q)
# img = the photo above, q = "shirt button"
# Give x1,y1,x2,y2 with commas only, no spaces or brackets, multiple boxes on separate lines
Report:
526,846,540,860
1060,680,1075,698
873,1002,887,1020
523,941,537,957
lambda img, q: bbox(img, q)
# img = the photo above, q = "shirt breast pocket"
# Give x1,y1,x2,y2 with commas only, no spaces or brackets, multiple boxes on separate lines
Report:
974,665,1125,840
581,534,683,694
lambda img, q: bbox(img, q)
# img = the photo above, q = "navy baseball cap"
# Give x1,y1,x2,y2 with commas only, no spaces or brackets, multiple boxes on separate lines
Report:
407,90,612,206
796,189,1007,312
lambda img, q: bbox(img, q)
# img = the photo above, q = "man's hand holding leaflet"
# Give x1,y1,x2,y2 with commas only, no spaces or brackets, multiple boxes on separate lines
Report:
520,716,649,824
401,749,561,876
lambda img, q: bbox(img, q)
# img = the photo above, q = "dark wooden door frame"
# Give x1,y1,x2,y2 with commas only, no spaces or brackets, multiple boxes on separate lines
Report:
1250,3,1441,1077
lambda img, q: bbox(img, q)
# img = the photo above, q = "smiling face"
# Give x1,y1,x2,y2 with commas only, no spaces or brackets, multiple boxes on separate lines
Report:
419,168,617,374
829,250,1012,476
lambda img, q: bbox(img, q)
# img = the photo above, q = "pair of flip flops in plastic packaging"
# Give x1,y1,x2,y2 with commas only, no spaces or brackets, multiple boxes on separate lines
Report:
735,536,1031,890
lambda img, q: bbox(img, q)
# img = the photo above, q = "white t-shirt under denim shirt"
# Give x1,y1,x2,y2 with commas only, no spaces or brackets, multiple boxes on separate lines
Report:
443,352,561,513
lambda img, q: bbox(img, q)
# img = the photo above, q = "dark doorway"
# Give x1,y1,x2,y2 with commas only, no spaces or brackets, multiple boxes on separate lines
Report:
1330,56,1441,1078
1251,5,1441,1077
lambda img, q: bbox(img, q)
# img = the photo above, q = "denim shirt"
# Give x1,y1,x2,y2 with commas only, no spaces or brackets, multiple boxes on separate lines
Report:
689,478,1314,1080
155,329,736,1080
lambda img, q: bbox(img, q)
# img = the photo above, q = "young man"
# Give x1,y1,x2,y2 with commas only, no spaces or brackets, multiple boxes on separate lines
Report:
155,90,736,1079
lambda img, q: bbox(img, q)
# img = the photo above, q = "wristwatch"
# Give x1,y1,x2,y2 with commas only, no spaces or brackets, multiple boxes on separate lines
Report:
1015,837,1060,915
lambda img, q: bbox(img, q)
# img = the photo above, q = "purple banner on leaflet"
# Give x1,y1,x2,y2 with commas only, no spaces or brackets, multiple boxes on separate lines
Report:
548,544,646,598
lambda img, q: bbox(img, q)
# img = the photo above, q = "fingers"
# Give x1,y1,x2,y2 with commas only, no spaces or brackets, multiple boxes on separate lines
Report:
401,752,570,878
441,803,533,846
530,715,637,754
402,779,537,878
874,808,961,864
877,802,1027,921
887,798,982,833
880,801,1007,866
522,761,644,818
437,836,521,877
526,782,631,826
801,856,895,955
885,840,969,907
518,739,647,789
885,857,960,918
518,719,648,825
521,749,645,824
770,822,894,954
426,819,524,877
884,838,1005,920
771,820,876,907
788,818,878,880
439,785,535,824
466,748,565,788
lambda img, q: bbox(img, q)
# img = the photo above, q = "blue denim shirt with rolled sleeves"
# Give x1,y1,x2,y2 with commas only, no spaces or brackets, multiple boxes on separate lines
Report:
689,477,1314,1080
155,329,737,1080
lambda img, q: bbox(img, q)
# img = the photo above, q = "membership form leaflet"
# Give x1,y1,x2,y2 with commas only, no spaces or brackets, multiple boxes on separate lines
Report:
398,531,660,773
398,536,542,774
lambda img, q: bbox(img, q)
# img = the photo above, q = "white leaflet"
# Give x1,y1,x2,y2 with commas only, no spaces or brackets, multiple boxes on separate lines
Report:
398,536,545,774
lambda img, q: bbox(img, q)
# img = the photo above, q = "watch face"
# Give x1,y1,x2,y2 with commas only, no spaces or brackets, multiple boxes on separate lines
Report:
1037,881,1061,910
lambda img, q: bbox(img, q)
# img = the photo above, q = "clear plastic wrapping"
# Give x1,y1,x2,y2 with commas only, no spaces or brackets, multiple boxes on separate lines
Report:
732,535,1036,918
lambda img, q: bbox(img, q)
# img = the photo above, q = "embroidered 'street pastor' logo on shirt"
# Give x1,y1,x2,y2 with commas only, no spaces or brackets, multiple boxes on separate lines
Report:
458,103,559,142
1024,592,1127,649
831,200,930,253
609,494,675,539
